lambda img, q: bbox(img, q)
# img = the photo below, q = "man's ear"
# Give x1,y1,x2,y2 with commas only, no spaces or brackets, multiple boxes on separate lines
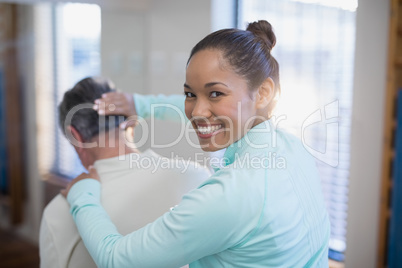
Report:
67,126,84,151
255,77,275,110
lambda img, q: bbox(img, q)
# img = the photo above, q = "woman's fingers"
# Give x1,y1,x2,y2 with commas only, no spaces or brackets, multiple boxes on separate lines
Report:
119,116,138,130
93,94,122,115
60,169,99,198
93,92,136,117
88,166,100,181
93,91,138,130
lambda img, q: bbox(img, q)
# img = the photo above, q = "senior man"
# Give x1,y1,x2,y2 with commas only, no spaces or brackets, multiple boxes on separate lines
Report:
39,77,210,268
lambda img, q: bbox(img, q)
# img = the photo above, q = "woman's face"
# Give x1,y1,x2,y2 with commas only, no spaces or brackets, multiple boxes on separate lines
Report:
184,49,260,152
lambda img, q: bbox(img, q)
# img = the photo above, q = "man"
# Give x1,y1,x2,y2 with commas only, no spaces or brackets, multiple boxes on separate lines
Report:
39,77,210,268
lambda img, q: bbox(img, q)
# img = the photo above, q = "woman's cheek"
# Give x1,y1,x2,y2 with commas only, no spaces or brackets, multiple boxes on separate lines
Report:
184,104,193,120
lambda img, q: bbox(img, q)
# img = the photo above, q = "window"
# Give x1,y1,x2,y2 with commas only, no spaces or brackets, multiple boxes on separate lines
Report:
35,3,101,179
238,0,357,261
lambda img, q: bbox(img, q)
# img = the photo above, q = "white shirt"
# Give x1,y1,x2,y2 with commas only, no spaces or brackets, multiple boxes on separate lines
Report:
39,149,211,268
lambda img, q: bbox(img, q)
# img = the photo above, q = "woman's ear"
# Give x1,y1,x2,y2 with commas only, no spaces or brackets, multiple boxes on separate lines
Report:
255,77,275,110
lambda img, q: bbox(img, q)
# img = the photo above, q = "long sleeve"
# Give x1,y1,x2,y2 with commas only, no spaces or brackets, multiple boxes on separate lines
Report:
133,93,186,123
67,173,256,268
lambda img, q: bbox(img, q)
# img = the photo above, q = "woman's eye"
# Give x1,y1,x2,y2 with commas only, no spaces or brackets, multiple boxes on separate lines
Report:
184,92,195,98
210,91,223,98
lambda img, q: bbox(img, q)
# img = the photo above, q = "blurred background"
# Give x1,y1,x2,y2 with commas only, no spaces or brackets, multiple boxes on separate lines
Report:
0,0,399,267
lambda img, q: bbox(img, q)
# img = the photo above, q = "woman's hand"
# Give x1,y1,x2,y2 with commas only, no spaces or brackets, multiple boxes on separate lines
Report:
93,92,136,117
61,166,100,198
93,92,138,129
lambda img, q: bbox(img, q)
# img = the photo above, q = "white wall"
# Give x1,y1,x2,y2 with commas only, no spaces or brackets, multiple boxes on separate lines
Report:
345,0,390,266
101,9,146,93
101,0,213,95
145,0,212,159
146,0,211,95
100,0,217,161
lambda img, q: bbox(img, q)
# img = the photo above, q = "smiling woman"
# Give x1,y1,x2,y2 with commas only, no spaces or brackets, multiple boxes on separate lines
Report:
63,20,330,267
184,50,260,151
182,21,279,153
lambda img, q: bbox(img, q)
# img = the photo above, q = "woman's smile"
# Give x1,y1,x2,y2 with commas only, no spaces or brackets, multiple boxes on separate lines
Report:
194,123,224,138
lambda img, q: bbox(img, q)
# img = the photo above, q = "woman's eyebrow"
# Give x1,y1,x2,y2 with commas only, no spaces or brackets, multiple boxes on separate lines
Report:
184,82,229,90
205,82,229,88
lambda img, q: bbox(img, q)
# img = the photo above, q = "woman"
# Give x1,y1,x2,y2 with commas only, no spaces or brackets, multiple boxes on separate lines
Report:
63,20,330,267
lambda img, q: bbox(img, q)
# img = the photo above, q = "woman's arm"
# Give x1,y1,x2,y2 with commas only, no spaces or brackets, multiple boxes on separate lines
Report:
134,93,186,122
66,173,244,268
94,92,186,124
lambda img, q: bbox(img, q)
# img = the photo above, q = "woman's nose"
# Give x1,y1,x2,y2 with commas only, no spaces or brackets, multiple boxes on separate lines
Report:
191,99,211,119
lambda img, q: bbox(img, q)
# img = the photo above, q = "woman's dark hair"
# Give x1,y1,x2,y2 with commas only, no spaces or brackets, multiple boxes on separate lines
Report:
58,77,126,142
188,20,280,95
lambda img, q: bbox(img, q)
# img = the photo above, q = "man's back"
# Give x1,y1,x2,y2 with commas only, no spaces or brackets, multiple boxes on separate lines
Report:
40,150,210,268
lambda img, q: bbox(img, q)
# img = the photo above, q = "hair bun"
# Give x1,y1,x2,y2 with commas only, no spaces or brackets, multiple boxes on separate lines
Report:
246,20,276,52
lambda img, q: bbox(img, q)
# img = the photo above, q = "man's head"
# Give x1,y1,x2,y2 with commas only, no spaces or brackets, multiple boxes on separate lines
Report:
59,77,126,141
59,77,129,167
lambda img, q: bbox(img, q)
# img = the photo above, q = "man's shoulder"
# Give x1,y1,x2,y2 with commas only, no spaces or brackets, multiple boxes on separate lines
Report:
41,194,77,234
140,149,212,177
43,194,70,217
40,194,83,268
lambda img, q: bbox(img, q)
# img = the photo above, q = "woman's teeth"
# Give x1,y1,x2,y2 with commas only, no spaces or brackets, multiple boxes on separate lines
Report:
198,125,222,135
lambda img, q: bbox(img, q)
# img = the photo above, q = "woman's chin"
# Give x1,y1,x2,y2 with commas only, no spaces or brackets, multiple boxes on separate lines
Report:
200,146,217,152
199,142,227,152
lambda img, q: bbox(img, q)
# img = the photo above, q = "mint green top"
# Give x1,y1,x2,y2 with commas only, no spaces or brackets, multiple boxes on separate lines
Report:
67,94,330,268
